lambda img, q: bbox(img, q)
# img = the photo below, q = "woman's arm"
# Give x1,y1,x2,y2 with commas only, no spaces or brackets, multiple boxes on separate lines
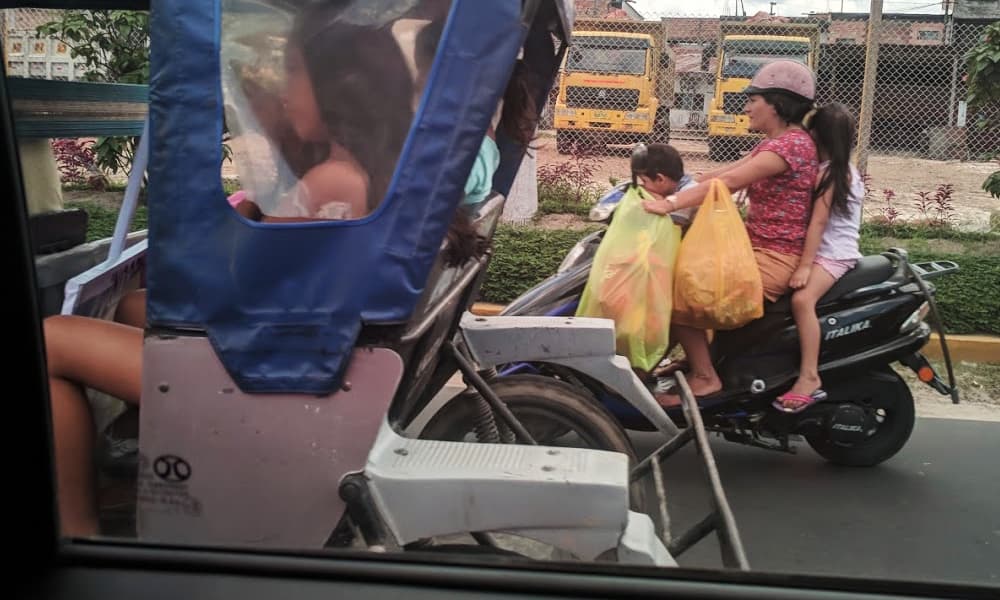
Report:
642,150,788,215
299,162,369,218
245,162,369,224
693,151,754,181
232,195,318,224
790,174,832,289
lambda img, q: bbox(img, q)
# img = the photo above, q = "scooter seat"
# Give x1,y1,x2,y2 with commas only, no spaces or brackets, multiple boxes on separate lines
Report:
765,255,895,313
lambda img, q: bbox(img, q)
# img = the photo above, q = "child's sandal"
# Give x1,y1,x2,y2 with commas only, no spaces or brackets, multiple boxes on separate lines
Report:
772,389,828,414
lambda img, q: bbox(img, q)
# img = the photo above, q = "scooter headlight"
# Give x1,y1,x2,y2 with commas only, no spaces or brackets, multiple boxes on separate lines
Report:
900,301,930,334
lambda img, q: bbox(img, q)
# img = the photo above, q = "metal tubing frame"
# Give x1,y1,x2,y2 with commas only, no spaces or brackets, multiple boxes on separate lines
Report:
624,375,748,570
675,372,750,571
904,260,959,404
445,340,538,445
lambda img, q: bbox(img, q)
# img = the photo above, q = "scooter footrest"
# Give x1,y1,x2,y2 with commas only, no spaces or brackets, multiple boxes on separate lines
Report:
367,434,631,544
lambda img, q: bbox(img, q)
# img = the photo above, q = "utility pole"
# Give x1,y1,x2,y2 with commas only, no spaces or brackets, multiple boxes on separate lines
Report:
856,0,883,174
770,2,777,15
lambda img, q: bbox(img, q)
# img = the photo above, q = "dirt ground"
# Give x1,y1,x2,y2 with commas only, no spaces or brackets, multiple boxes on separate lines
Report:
897,362,1000,422
533,131,999,232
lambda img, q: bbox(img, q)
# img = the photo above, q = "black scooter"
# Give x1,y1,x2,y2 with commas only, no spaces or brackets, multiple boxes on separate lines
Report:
500,183,960,467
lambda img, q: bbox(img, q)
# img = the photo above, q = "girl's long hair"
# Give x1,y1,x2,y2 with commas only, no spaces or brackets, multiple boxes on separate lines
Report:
290,6,415,212
808,102,857,216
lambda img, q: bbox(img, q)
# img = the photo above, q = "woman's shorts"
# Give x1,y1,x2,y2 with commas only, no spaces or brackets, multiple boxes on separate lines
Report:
815,256,858,280
754,248,799,303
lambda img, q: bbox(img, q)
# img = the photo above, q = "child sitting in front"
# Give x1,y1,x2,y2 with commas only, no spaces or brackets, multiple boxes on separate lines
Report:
629,142,697,227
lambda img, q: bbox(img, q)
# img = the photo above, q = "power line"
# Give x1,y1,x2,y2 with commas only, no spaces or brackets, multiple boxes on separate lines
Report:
894,2,945,11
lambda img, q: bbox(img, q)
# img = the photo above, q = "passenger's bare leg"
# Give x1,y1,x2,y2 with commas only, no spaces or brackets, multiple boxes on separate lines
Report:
44,315,143,536
782,268,836,408
49,377,97,536
113,288,147,328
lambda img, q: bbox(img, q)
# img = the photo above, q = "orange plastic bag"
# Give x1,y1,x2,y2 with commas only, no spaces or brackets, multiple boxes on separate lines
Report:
672,179,763,330
576,185,681,372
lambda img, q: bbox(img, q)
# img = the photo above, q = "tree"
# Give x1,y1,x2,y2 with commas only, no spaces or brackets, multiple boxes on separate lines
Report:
38,10,149,178
964,21,1000,199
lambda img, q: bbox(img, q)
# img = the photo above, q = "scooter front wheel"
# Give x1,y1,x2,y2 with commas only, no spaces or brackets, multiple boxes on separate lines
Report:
804,368,916,467
418,374,644,509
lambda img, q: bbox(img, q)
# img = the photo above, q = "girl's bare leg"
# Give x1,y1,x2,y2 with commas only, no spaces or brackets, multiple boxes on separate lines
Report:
782,268,837,409
44,315,143,536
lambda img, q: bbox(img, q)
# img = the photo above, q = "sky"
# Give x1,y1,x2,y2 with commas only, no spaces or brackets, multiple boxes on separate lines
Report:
627,0,948,18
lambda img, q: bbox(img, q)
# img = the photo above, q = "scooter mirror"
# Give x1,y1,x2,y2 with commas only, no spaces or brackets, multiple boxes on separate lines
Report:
588,182,629,223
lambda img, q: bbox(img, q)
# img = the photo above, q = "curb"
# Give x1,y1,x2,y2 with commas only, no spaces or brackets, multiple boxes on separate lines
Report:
470,302,506,316
922,334,1000,364
469,303,1000,364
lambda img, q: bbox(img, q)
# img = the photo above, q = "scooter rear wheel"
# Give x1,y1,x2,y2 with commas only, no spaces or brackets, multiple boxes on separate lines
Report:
805,368,916,467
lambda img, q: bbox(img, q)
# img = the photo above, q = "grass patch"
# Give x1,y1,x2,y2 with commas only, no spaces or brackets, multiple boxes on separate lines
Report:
65,198,148,242
61,179,241,242
480,224,601,304
895,360,1000,406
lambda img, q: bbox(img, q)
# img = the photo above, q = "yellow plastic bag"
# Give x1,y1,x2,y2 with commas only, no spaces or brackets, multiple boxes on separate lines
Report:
576,185,681,372
673,179,763,330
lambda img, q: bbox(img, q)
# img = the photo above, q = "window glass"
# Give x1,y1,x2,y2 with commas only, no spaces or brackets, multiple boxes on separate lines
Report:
221,0,449,221
17,4,998,596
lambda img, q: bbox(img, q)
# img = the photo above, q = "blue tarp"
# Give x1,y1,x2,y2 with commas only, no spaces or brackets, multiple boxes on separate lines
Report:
145,0,528,394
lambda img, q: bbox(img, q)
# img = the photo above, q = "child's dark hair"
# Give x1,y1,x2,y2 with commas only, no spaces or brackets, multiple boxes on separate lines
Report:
808,102,857,216
417,21,538,148
415,18,444,79
500,61,539,149
630,143,684,189
443,208,490,267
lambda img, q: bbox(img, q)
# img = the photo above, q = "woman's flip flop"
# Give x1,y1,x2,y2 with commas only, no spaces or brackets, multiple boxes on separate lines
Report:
772,389,828,414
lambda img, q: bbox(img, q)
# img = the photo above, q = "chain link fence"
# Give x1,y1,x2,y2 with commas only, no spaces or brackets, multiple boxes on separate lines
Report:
1,8,84,80
5,5,997,224
544,9,998,167
7,6,996,160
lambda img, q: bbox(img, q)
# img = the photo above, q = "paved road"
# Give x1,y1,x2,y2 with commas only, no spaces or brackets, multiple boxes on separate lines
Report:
630,417,1000,586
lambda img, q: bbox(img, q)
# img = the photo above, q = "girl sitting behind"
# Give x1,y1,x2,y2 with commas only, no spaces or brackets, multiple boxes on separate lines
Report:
774,102,863,413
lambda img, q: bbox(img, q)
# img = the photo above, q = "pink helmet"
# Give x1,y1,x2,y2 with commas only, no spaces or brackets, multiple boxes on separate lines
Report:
743,59,816,101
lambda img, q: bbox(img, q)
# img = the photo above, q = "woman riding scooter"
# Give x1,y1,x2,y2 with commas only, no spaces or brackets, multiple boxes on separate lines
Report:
641,59,820,406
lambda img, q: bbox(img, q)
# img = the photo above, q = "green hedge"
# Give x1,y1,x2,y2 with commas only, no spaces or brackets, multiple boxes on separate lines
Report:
904,253,1000,335
482,224,1000,335
66,200,148,242
480,225,599,304
67,183,237,242
66,200,999,336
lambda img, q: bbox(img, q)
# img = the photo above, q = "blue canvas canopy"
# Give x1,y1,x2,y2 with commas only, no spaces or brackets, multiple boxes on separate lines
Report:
142,0,568,394
9,0,573,394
